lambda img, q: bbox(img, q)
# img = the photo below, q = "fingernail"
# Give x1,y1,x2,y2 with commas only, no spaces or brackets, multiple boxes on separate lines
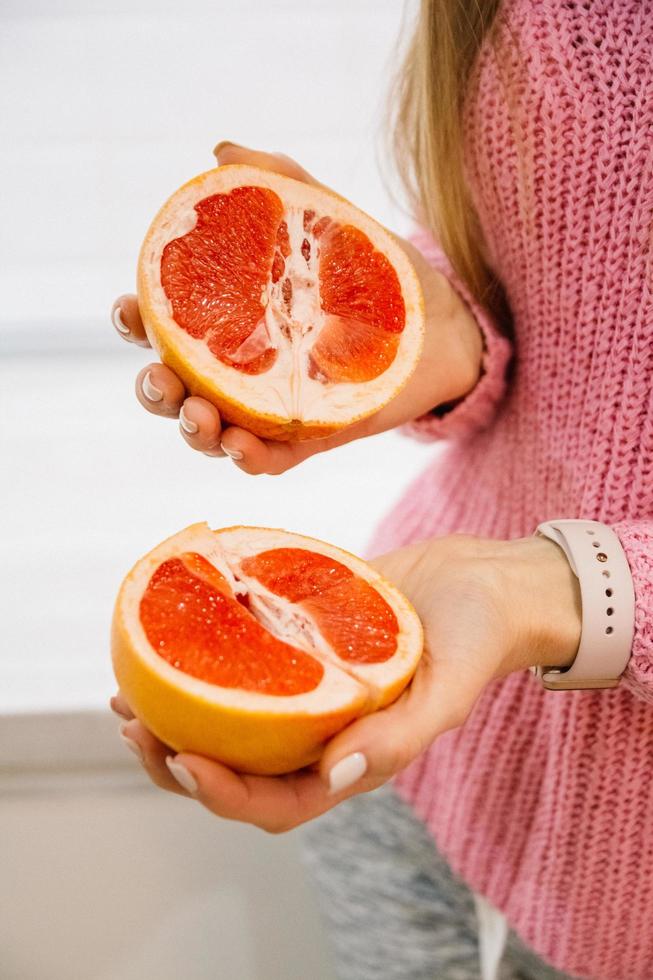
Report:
221,444,243,461
110,696,128,719
119,725,143,762
213,140,241,158
328,752,367,795
141,371,163,403
179,406,199,434
112,306,130,336
166,756,199,795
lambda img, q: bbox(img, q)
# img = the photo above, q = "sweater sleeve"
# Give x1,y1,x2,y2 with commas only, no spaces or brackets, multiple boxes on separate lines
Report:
612,520,653,704
402,228,513,443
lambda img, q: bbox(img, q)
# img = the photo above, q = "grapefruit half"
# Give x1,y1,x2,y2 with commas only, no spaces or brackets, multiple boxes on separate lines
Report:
137,166,424,440
112,523,423,774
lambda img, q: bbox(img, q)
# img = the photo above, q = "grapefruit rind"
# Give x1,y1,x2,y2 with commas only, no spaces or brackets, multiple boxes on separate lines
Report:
137,166,425,441
111,523,423,774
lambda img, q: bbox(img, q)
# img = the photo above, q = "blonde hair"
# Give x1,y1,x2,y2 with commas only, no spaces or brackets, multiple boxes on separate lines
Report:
391,0,511,331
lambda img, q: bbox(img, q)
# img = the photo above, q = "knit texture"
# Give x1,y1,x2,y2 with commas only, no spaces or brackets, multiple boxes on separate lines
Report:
370,3,653,978
401,235,513,443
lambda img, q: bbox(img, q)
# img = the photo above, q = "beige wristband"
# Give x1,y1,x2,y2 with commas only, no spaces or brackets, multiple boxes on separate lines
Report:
532,520,635,691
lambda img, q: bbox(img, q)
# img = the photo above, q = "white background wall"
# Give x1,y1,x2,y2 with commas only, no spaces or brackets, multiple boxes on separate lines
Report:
1,0,413,332
1,2,432,978
0,0,432,713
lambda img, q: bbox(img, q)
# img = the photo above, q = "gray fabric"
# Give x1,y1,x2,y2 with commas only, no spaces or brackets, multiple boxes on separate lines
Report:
300,785,579,980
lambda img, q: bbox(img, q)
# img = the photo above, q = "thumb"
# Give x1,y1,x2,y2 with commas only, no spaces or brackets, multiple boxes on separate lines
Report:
319,653,488,797
212,141,320,186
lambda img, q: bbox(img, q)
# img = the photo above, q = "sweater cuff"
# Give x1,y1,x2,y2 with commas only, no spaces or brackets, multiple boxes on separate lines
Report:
612,521,653,704
402,229,512,443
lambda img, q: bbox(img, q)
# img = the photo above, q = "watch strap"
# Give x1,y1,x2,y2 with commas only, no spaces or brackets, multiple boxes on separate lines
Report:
533,519,635,690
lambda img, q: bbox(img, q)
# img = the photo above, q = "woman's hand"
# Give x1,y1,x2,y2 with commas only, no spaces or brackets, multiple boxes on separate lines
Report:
111,533,581,832
111,141,483,474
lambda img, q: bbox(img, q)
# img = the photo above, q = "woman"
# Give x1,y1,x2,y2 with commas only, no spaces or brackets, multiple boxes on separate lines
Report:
111,2,653,976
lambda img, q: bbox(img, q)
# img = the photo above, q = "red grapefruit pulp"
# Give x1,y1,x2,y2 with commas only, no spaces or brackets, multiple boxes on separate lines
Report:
139,553,326,695
241,548,399,664
112,524,423,774
138,166,424,439
159,187,406,382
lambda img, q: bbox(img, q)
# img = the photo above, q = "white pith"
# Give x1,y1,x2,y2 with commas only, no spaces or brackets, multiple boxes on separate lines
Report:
116,523,423,715
139,165,424,426
228,206,323,392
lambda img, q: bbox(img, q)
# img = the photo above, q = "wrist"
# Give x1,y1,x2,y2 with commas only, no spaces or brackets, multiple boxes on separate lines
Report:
400,239,483,406
501,536,582,674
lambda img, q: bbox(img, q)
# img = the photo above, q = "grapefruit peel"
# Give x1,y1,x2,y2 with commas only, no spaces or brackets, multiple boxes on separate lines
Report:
112,523,423,774
137,166,425,440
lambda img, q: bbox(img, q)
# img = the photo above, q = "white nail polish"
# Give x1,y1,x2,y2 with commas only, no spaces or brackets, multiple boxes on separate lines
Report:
179,407,199,434
328,752,367,795
142,371,163,403
112,306,130,335
166,756,199,794
119,726,144,762
221,444,244,461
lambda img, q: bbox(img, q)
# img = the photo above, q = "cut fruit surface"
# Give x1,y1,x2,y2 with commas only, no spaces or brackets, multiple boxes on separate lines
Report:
240,549,399,664
138,165,424,440
112,523,423,774
139,554,325,695
160,187,284,376
311,224,406,383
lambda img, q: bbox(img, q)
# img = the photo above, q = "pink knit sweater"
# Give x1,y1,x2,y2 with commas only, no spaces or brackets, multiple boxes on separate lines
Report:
370,3,653,978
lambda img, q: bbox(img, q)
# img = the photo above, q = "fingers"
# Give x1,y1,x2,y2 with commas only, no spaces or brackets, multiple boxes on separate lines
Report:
319,654,486,795
111,294,151,348
132,362,227,448
110,692,135,721
112,293,195,424
166,753,345,833
219,427,324,475
110,696,320,823
118,719,194,797
114,708,338,830
213,141,319,186
218,422,367,475
178,396,225,456
135,363,186,418
130,365,339,470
